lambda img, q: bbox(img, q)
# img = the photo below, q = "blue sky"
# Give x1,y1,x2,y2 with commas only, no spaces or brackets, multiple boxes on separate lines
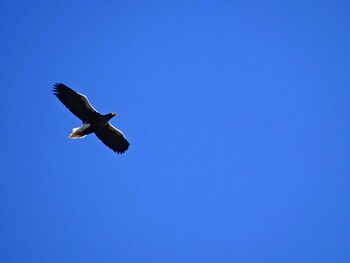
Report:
1,0,349,262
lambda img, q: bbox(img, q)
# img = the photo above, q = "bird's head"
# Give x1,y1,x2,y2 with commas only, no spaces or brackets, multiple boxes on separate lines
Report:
106,112,117,120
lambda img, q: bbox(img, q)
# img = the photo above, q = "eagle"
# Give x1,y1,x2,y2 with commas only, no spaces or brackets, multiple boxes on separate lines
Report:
53,83,130,154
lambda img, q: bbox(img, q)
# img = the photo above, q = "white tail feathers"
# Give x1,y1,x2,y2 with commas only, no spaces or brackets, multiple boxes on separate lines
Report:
69,123,90,139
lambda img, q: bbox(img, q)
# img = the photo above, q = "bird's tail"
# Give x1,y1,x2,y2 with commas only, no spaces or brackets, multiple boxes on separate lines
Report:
69,123,90,139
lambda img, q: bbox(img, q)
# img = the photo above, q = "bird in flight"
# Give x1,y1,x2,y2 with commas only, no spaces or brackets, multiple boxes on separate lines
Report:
53,83,130,154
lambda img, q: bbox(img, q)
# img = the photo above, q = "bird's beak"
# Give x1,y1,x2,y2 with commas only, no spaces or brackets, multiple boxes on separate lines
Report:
112,112,117,117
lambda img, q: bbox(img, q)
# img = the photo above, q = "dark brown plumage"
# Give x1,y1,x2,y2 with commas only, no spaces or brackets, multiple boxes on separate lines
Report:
53,83,130,154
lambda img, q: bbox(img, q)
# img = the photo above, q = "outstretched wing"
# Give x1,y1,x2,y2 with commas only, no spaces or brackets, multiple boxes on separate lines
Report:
95,123,130,154
53,83,100,122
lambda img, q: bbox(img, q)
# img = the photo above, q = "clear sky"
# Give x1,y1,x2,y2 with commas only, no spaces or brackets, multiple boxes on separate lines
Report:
0,0,349,262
